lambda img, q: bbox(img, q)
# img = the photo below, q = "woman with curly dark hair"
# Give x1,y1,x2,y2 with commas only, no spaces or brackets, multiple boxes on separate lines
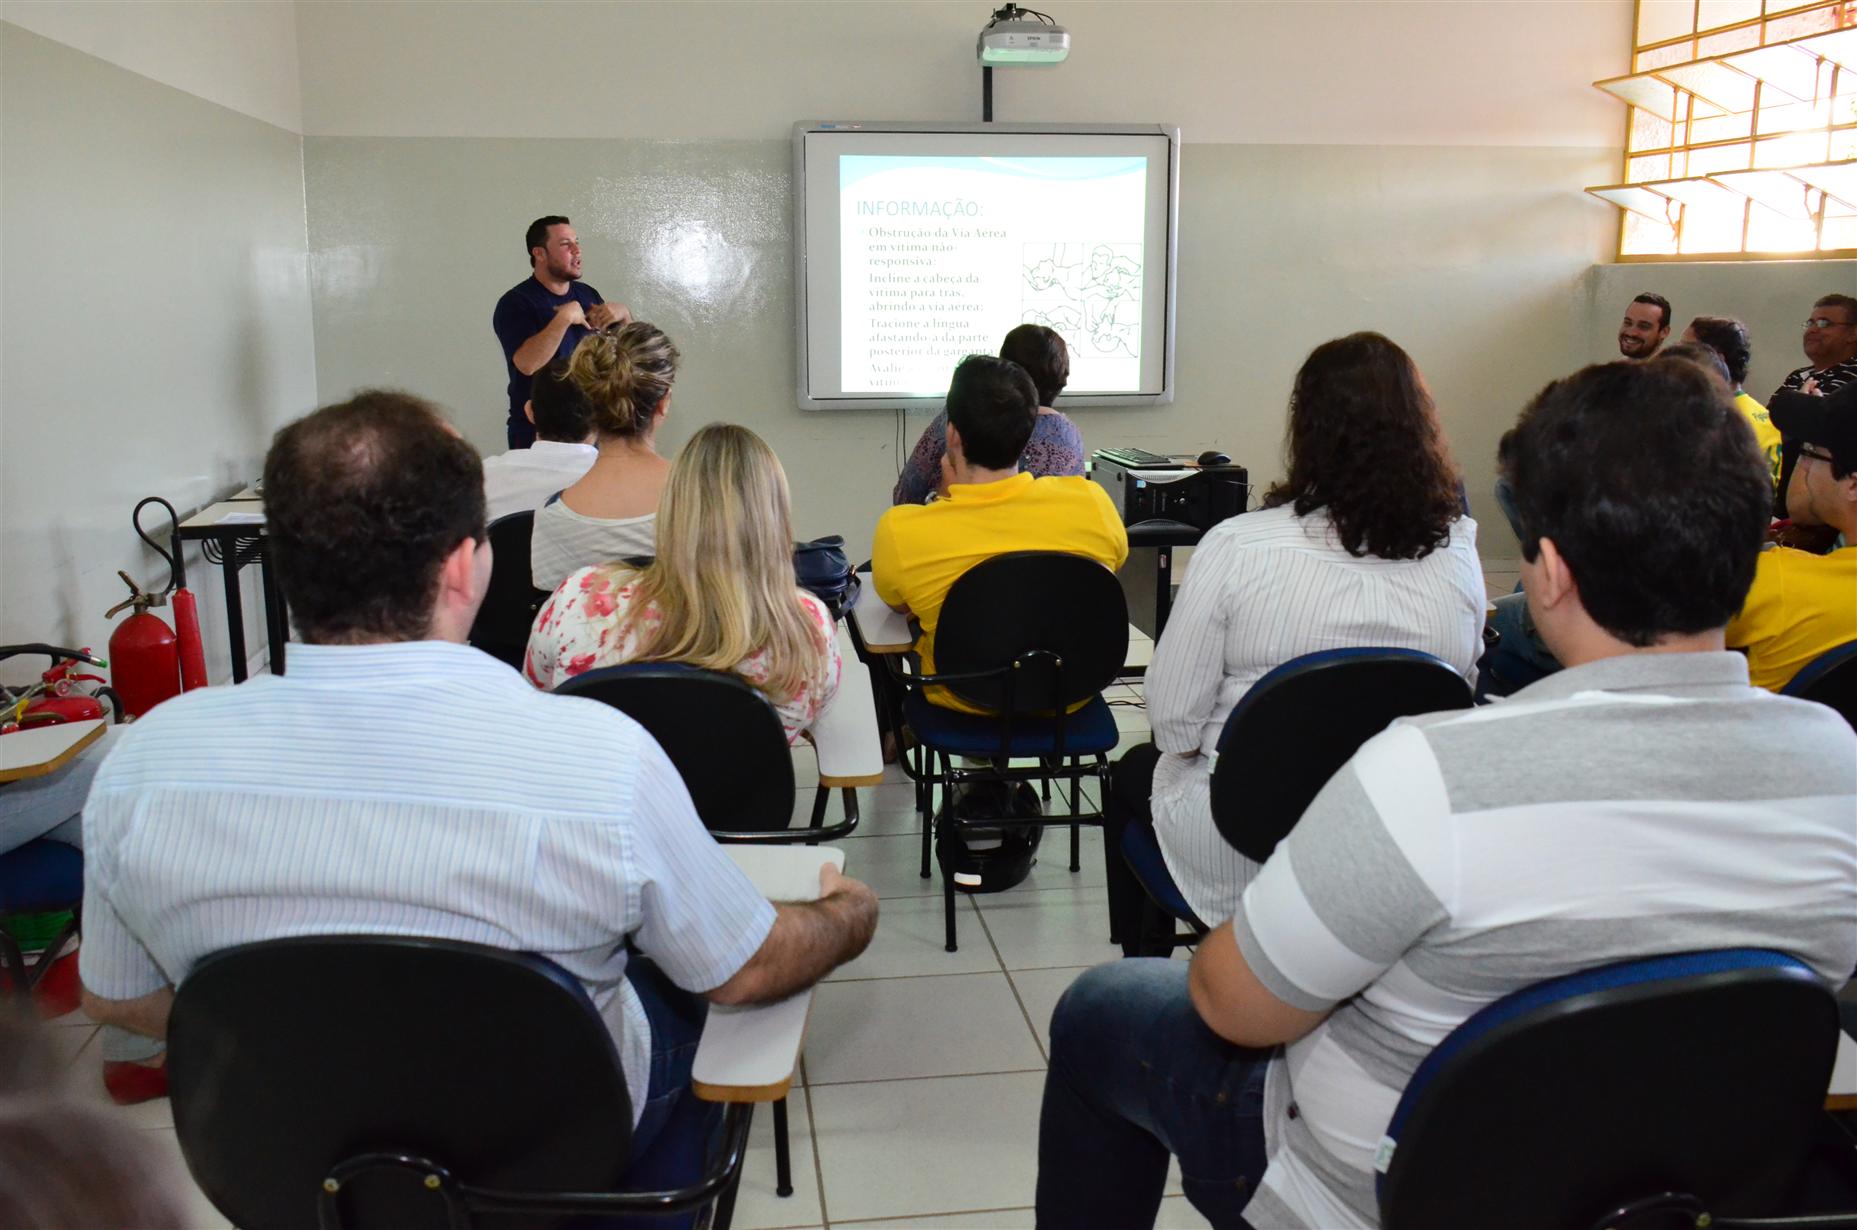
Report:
1105,332,1486,936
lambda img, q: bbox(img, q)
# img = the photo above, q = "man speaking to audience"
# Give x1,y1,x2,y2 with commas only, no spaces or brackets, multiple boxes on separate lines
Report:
494,215,631,448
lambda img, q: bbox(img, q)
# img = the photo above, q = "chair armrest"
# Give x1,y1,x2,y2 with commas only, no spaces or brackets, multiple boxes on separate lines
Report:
812,626,884,787
850,580,914,654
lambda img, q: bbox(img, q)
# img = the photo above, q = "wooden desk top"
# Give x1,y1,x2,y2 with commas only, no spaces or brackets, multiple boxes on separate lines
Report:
177,500,267,536
850,581,914,654
690,845,846,1103
810,626,884,787
1828,1030,1857,1111
0,719,105,783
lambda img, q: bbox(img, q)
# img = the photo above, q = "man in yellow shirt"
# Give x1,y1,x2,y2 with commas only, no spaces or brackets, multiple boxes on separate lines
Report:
1727,383,1857,691
1685,315,1782,493
873,354,1129,714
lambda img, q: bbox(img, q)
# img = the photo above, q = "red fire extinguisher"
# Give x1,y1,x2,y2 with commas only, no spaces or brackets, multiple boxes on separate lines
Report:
105,498,209,717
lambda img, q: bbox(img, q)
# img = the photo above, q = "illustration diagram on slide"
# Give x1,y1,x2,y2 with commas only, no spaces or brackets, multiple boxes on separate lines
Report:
1021,242,1142,358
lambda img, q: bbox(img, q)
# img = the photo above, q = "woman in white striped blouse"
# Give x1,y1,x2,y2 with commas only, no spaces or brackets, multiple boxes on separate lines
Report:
1109,332,1487,937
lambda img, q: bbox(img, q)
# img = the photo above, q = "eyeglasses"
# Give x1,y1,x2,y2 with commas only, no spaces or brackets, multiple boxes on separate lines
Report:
1804,317,1855,330
1798,445,1836,464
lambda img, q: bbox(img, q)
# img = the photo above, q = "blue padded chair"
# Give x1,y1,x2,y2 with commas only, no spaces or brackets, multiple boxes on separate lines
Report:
888,552,1129,953
0,839,83,997
168,935,753,1230
1784,639,1857,732
466,510,551,670
1377,948,1857,1230
1122,648,1472,956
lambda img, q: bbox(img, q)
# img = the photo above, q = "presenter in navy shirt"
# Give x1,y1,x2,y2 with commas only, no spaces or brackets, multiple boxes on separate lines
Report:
493,215,631,448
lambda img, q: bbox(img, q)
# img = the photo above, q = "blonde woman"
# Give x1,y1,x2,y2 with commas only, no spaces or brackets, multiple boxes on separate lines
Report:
529,321,678,591
525,423,843,744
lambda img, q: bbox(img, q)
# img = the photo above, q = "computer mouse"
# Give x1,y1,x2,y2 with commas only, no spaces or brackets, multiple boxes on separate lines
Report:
1196,450,1231,466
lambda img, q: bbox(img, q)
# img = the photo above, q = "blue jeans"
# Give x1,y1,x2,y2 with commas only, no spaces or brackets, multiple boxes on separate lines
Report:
1036,960,1270,1230
1476,590,1561,700
0,726,122,853
586,958,721,1230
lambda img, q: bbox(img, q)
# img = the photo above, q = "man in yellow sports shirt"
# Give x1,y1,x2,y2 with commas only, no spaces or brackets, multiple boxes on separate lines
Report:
1684,315,1782,493
872,353,1129,715
1727,382,1857,691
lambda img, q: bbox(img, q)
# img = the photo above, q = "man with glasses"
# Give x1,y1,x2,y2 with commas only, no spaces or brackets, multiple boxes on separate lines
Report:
1775,294,1857,400
1767,295,1857,515
1728,381,1857,691
493,215,631,449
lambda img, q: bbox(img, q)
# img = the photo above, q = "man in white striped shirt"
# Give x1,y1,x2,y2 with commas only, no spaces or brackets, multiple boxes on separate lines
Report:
1036,357,1857,1229
78,392,877,1192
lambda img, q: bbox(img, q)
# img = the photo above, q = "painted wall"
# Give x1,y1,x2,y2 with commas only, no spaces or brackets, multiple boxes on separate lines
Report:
0,0,303,132
296,1,1641,562
0,24,318,684
295,1,1627,147
305,136,1617,561
1583,261,1857,399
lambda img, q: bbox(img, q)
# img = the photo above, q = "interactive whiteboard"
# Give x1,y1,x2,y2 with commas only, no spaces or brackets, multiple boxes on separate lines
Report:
794,122,1180,410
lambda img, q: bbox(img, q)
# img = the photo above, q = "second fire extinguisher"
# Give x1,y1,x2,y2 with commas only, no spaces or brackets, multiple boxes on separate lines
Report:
104,497,210,718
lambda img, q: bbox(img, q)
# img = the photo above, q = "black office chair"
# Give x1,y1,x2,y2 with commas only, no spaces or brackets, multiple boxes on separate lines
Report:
167,935,752,1230
0,839,82,999
468,510,551,670
553,661,855,1201
1785,640,1857,731
554,662,858,844
1120,647,1473,956
886,551,1129,952
1377,948,1857,1230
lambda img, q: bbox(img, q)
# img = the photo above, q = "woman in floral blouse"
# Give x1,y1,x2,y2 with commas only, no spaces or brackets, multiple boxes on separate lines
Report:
892,323,1088,505
525,423,841,744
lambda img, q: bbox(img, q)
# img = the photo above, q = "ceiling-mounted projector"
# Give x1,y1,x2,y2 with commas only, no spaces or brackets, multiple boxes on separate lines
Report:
977,4,1069,65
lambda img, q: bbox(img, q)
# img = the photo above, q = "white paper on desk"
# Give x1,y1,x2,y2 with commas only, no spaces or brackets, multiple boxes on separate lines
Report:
215,512,266,525
1832,1032,1857,1096
722,845,845,902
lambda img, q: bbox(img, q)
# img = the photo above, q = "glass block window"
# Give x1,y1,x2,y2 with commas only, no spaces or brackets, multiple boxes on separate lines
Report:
1588,0,1857,259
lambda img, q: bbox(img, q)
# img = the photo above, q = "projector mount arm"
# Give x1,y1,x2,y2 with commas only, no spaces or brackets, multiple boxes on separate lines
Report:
979,3,1061,122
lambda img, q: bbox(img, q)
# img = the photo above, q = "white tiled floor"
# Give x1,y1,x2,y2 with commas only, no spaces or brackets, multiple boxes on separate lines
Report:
43,669,1175,1230
54,587,1507,1226
44,595,1498,1228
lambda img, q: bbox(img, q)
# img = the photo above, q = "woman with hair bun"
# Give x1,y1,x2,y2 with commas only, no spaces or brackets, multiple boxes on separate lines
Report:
526,423,841,744
1105,332,1486,939
530,321,679,591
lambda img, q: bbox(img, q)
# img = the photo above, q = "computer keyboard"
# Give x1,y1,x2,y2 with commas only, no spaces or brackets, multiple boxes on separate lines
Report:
1096,447,1184,469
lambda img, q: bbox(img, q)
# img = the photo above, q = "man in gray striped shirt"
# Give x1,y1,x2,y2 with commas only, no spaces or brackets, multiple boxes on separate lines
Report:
1036,357,1857,1229
78,392,877,1186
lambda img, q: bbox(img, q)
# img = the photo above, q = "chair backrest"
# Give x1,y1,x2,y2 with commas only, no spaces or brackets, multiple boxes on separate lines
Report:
167,935,632,1230
553,662,796,836
933,551,1129,713
1211,647,1473,863
1377,948,1838,1230
468,510,549,669
1783,639,1857,730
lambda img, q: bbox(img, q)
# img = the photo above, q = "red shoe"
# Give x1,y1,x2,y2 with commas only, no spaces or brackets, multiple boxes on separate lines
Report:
31,950,82,1019
103,1059,170,1105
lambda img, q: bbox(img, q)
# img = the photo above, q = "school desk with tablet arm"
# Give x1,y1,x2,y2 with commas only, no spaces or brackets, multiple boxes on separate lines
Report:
175,491,284,682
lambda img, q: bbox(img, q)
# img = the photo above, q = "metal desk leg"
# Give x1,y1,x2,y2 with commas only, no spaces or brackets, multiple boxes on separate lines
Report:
260,548,287,675
1153,546,1175,640
220,535,249,684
